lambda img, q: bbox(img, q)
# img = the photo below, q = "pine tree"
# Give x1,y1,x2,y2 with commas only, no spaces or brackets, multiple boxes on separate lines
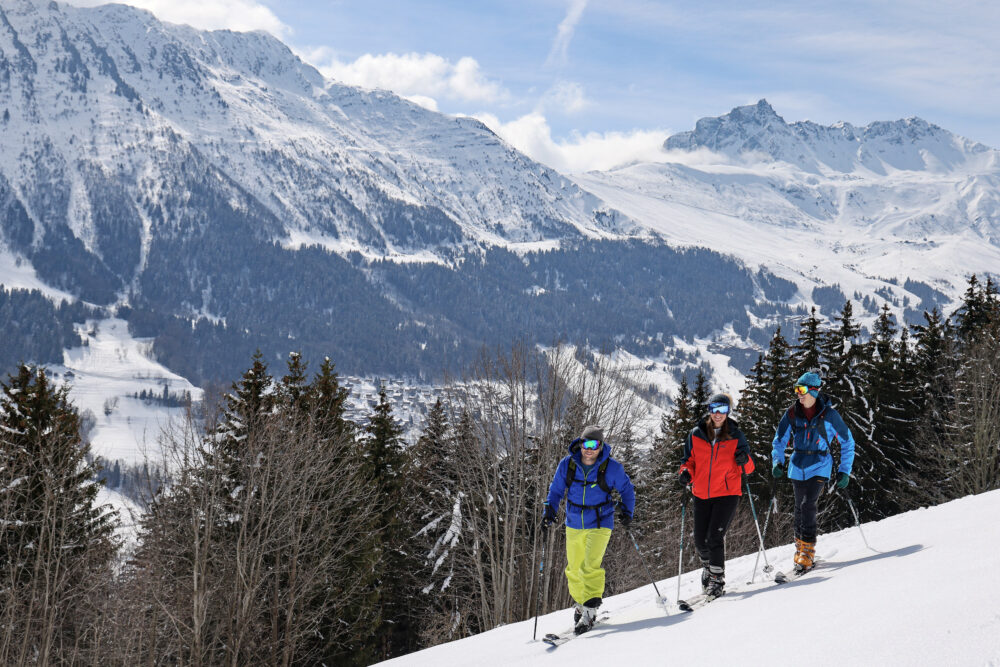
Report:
791,306,824,377
202,350,274,506
691,368,710,413
737,354,769,458
815,301,876,526
642,377,695,569
361,384,416,660
760,327,795,434
0,365,117,663
859,305,911,518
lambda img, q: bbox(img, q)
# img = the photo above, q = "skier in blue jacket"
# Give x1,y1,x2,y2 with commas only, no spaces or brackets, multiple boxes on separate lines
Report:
771,371,856,572
543,425,636,633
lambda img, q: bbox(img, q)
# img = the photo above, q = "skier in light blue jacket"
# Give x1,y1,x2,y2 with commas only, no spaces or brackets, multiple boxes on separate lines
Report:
771,371,856,572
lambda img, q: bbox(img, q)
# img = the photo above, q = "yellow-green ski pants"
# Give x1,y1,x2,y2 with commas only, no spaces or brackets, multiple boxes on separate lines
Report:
564,526,612,605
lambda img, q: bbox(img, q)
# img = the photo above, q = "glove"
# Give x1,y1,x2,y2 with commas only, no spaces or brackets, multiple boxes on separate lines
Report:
542,503,557,530
836,472,850,489
734,450,749,466
677,470,692,487
772,464,784,479
618,510,633,528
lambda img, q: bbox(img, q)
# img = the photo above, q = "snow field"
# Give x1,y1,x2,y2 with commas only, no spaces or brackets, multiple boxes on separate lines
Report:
379,489,1000,666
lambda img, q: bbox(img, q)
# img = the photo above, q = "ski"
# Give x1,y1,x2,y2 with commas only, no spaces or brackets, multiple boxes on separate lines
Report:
541,612,609,647
676,591,723,612
773,555,832,583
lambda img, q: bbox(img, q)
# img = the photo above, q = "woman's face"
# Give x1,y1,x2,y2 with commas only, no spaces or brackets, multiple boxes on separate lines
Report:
710,411,727,428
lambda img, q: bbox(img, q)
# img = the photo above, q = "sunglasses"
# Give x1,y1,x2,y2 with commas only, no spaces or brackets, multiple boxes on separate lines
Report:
793,385,819,396
708,403,730,414
581,439,603,450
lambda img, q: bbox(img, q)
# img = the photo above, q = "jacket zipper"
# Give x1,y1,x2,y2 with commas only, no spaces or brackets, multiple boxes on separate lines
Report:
707,436,718,499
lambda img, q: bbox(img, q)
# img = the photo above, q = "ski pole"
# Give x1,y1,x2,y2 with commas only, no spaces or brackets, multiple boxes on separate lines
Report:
838,486,876,552
624,526,665,606
532,526,548,640
676,490,690,603
742,465,771,583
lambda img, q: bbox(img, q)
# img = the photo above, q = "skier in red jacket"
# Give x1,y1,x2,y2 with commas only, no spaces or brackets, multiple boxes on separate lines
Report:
677,392,754,598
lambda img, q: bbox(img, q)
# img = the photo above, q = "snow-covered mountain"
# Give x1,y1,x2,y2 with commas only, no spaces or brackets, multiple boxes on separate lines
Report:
575,100,1000,306
2,1,997,462
380,489,1000,666
0,0,628,276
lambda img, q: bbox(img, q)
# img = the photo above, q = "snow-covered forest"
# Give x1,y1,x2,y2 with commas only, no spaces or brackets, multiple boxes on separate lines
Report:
1,275,998,665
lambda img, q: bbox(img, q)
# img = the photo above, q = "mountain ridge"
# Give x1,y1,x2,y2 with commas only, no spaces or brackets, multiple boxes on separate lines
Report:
664,98,993,175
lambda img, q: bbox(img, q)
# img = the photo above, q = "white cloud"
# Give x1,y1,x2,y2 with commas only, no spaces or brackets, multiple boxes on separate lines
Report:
64,0,290,37
543,81,590,114
475,111,670,174
546,0,589,67
308,51,507,107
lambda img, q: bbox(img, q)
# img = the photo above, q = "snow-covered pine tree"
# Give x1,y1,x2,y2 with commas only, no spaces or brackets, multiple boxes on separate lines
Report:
640,376,696,574
408,399,467,645
792,306,824,377
737,354,769,457
909,308,954,482
0,365,117,664
201,349,275,508
858,305,913,519
935,277,1000,497
816,301,875,526
749,328,796,542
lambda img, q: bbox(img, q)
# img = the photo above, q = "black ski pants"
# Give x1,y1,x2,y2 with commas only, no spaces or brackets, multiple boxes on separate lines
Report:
692,495,740,572
791,476,826,542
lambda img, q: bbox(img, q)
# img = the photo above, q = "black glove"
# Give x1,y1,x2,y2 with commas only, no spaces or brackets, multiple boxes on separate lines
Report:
678,470,692,487
542,503,557,530
619,510,633,528
734,450,749,466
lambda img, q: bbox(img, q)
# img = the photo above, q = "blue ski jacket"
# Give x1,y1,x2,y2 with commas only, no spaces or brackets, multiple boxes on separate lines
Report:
771,395,856,481
545,439,636,530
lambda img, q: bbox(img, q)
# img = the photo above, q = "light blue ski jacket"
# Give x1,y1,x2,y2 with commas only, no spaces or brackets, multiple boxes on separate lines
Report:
771,395,856,481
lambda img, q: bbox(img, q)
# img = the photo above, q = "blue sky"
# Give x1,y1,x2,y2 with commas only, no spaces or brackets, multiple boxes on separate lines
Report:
68,0,1000,172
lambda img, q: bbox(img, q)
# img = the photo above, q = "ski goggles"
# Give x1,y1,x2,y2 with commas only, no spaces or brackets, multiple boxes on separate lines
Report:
581,439,604,450
794,384,819,396
708,403,730,414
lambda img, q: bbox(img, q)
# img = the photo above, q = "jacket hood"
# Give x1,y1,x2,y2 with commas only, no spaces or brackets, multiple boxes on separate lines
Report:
693,414,742,441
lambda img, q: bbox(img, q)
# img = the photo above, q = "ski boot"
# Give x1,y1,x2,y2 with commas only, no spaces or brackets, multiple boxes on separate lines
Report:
700,558,711,594
705,568,725,599
574,597,601,634
794,538,816,573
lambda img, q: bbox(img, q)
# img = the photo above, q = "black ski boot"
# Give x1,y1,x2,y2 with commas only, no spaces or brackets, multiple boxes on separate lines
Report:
706,568,725,599
574,597,602,634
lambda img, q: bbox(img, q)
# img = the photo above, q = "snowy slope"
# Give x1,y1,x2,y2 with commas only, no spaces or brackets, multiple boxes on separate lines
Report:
574,100,1000,310
380,489,1000,666
49,318,203,462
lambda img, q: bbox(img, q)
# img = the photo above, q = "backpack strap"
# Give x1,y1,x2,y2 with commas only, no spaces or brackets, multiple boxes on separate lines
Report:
564,457,614,528
565,457,612,494
789,404,831,455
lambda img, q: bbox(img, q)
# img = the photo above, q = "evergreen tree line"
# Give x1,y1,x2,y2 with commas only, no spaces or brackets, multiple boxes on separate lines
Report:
1,276,997,664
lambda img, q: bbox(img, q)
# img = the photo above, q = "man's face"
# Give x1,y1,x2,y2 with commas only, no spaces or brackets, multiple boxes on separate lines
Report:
798,391,817,408
581,445,601,463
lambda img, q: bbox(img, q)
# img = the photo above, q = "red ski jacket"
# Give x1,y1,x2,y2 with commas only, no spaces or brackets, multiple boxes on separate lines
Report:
679,417,754,499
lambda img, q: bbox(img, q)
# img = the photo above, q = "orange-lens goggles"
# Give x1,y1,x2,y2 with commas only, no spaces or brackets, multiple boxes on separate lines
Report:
793,385,815,395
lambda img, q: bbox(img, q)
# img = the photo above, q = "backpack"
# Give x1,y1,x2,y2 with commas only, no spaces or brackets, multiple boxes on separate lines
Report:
565,457,612,494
